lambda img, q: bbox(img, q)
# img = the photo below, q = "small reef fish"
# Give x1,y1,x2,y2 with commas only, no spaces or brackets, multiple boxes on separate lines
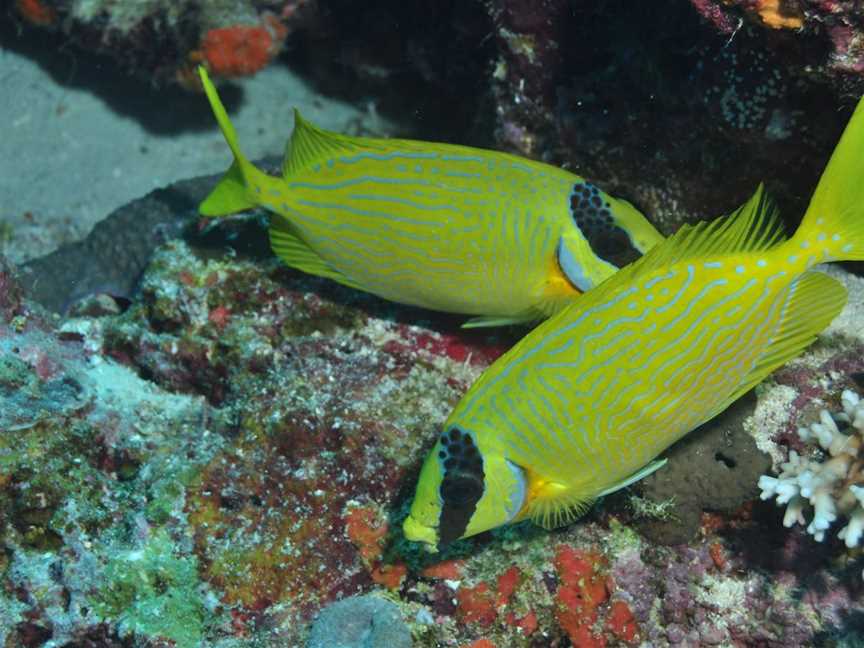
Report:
197,67,663,327
403,96,864,549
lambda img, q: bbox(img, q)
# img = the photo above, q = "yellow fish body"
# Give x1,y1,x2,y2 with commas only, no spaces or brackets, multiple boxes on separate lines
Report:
403,96,864,549
197,67,663,326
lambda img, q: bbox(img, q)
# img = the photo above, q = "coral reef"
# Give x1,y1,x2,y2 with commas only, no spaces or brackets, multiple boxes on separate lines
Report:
0,257,222,646
488,0,845,235
760,388,864,548
487,0,569,156
5,216,864,645
10,0,313,84
690,1,864,81
8,0,864,643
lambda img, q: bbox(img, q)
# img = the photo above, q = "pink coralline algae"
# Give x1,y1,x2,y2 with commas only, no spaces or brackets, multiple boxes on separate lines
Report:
689,1,864,80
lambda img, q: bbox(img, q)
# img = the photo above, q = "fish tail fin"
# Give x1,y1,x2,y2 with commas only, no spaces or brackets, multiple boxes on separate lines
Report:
197,66,263,217
794,95,864,264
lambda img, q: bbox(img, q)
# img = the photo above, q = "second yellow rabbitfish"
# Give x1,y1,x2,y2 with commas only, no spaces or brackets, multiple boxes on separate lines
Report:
197,67,663,327
403,95,864,549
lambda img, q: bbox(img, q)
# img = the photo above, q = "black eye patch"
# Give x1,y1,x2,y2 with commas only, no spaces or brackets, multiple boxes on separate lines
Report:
569,182,642,268
437,427,485,547
440,474,483,506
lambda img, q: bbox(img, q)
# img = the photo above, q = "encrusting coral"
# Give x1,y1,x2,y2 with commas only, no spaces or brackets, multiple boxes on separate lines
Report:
759,389,864,548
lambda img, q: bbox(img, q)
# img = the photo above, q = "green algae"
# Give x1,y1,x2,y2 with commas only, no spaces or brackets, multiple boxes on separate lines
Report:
628,493,678,521
92,529,207,648
0,353,38,393
0,595,28,645
604,517,643,555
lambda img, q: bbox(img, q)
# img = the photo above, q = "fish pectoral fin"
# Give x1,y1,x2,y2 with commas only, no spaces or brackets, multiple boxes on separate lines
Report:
461,313,540,329
269,216,364,291
520,478,594,530
595,458,668,498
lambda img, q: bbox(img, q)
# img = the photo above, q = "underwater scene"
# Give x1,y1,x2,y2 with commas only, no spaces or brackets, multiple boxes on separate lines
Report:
3,0,864,646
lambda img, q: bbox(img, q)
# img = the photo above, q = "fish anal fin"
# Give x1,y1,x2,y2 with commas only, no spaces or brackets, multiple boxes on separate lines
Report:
713,270,848,416
269,216,363,291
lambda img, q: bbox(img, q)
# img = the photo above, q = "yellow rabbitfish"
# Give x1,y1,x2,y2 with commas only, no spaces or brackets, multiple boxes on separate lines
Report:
403,96,864,549
197,67,663,327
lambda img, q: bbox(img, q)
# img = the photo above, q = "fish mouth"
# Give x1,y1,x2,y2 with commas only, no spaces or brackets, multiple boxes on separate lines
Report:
402,515,439,552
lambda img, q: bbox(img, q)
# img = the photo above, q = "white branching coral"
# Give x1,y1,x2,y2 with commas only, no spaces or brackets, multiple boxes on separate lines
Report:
759,389,864,547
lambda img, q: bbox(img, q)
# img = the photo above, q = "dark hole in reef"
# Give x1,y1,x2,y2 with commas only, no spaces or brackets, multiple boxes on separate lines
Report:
830,412,850,432
111,295,133,312
851,372,864,390
714,452,736,469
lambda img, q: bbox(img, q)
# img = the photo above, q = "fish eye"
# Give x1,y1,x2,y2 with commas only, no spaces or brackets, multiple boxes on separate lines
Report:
441,474,483,506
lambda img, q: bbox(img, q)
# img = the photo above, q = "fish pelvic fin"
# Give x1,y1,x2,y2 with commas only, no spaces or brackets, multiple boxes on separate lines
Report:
795,95,864,264
198,66,264,216
461,312,542,329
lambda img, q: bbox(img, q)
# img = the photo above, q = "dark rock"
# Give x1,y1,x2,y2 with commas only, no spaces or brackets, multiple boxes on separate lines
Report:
636,392,772,544
18,159,281,316
0,256,24,321
307,595,411,648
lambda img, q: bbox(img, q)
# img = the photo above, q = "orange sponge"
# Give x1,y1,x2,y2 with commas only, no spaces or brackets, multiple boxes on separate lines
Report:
200,25,275,77
15,0,56,26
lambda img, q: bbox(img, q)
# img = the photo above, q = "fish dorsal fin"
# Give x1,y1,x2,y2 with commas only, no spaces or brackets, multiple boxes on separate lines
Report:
705,270,847,420
643,183,785,267
269,215,364,291
282,110,368,177
580,184,786,307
